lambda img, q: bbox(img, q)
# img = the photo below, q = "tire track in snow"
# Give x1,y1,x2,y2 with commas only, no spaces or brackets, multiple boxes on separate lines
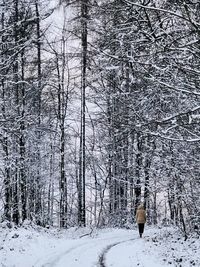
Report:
36,234,135,267
39,241,90,267
98,238,136,267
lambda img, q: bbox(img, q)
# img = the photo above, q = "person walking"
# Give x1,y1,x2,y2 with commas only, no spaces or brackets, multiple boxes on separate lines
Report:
136,204,146,238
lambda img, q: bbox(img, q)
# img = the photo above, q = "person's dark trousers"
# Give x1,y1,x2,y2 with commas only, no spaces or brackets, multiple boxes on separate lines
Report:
138,223,144,237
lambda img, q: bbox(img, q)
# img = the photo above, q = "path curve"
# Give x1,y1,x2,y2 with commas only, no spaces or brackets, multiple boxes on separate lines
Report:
98,238,135,267
35,233,136,267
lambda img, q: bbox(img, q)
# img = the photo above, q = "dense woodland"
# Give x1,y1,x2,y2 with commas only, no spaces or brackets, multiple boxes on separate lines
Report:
0,0,199,238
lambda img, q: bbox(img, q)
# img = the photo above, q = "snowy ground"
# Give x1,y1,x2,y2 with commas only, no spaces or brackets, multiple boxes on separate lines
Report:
0,223,199,267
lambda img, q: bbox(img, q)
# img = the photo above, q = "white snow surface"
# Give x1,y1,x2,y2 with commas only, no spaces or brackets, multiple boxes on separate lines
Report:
0,223,199,267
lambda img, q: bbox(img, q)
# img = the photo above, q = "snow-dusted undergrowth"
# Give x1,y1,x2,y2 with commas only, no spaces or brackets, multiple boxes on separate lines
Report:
0,222,199,267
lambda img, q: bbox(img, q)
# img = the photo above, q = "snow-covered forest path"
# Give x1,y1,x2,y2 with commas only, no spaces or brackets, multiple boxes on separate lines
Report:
34,230,165,267
1,226,200,267
36,233,134,267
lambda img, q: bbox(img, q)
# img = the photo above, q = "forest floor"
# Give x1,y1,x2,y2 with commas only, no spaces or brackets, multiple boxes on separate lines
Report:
0,223,199,267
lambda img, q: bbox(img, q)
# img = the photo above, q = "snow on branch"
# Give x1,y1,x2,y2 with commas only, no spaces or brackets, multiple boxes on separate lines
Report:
123,0,200,29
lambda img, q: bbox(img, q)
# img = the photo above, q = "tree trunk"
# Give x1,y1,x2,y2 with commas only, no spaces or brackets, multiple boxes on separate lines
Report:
134,133,142,214
34,0,42,225
78,0,88,227
12,0,20,225
19,50,27,222
1,2,11,222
